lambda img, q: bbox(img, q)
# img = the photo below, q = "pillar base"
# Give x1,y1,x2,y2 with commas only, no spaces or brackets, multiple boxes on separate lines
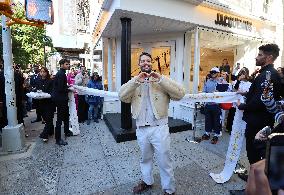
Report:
2,123,25,153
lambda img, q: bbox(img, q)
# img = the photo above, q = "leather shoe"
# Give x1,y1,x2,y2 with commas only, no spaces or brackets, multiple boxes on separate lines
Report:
31,119,41,123
164,192,175,195
237,172,248,182
56,139,68,146
133,181,152,194
65,131,73,137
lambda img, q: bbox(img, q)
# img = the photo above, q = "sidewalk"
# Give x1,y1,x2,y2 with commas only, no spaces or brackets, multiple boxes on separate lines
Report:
0,112,248,195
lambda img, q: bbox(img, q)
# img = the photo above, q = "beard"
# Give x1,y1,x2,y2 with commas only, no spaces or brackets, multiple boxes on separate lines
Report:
141,67,152,74
256,59,265,66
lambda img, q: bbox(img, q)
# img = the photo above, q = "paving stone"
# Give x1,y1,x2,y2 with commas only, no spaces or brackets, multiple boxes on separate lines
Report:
57,160,115,194
0,115,249,195
62,143,105,167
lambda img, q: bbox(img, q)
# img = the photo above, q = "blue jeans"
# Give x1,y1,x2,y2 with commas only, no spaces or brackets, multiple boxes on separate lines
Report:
88,104,99,120
204,104,221,135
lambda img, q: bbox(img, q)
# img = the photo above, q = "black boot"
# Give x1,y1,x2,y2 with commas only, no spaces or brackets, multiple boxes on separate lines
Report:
56,139,68,146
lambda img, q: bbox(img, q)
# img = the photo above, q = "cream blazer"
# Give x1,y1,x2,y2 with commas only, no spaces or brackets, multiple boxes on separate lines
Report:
118,76,185,119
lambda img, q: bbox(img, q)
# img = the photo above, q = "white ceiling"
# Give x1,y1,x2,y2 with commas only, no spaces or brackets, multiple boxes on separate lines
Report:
102,9,257,51
102,9,196,37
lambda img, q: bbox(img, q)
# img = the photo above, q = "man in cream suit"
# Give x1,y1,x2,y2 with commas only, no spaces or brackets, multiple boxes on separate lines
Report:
119,52,185,195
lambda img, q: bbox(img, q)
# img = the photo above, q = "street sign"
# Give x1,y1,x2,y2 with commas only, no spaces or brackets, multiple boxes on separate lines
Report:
25,0,54,24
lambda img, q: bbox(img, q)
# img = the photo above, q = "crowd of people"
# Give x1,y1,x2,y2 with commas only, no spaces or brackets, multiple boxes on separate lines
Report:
0,59,104,145
201,44,284,195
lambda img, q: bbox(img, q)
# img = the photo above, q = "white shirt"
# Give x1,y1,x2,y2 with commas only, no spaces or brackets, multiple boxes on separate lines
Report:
136,79,168,127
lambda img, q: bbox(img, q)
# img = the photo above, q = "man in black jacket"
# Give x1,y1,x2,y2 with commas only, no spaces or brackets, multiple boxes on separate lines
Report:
52,59,73,146
30,65,42,123
238,44,282,165
0,68,24,129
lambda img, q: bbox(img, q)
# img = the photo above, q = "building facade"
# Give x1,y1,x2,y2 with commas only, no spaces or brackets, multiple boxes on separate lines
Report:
91,0,284,122
46,0,103,74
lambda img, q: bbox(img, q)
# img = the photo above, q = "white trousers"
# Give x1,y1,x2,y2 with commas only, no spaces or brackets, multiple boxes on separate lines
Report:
136,124,175,194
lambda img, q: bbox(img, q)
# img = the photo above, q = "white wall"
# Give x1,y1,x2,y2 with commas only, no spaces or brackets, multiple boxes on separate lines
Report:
120,0,277,40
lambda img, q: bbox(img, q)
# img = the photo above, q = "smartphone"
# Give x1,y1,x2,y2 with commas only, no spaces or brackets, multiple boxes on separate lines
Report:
265,133,284,190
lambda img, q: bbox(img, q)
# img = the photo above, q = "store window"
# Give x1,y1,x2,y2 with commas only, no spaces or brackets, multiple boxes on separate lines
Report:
151,47,171,77
131,46,171,77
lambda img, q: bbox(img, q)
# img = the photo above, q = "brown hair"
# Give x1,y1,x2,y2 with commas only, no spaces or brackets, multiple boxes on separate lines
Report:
138,52,152,63
238,67,250,80
40,67,51,80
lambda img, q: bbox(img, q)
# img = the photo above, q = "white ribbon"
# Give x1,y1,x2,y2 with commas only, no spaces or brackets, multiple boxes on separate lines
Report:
181,92,241,103
72,85,119,99
73,86,242,103
26,91,51,99
209,107,246,183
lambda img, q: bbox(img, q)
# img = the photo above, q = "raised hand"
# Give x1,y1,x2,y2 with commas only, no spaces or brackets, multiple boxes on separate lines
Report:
136,72,149,83
238,74,246,81
149,71,161,82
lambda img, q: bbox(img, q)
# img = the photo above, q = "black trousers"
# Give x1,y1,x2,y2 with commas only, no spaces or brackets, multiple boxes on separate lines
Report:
77,95,88,123
245,123,266,164
55,101,69,141
226,107,236,132
39,101,55,138
204,104,221,135
32,99,42,120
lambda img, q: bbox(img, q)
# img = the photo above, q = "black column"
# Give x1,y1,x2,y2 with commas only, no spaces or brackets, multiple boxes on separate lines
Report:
120,17,132,130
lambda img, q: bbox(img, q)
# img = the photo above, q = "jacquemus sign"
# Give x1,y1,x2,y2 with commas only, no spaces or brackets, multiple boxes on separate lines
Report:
215,13,253,32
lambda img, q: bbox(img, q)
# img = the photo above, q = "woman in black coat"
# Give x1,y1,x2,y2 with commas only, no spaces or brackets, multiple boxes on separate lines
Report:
36,67,55,142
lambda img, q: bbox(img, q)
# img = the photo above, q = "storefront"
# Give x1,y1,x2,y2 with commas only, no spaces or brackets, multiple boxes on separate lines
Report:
92,0,283,122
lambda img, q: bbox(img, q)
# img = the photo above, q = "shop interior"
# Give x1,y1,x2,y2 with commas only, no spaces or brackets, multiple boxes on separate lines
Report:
127,29,259,92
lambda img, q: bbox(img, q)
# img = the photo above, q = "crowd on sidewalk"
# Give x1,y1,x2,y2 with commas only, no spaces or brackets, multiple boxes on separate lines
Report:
0,59,104,145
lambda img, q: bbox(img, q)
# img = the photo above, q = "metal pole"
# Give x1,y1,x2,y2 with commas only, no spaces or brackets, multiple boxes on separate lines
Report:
1,15,25,152
43,44,46,67
2,16,17,126
193,27,200,94
120,17,132,130
90,42,94,74
107,38,113,91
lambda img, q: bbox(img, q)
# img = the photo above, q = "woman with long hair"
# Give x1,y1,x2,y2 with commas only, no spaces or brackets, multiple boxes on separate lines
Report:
37,67,55,142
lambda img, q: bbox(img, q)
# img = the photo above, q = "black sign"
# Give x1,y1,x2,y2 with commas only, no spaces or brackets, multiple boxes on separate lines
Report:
215,13,252,32
25,0,54,24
